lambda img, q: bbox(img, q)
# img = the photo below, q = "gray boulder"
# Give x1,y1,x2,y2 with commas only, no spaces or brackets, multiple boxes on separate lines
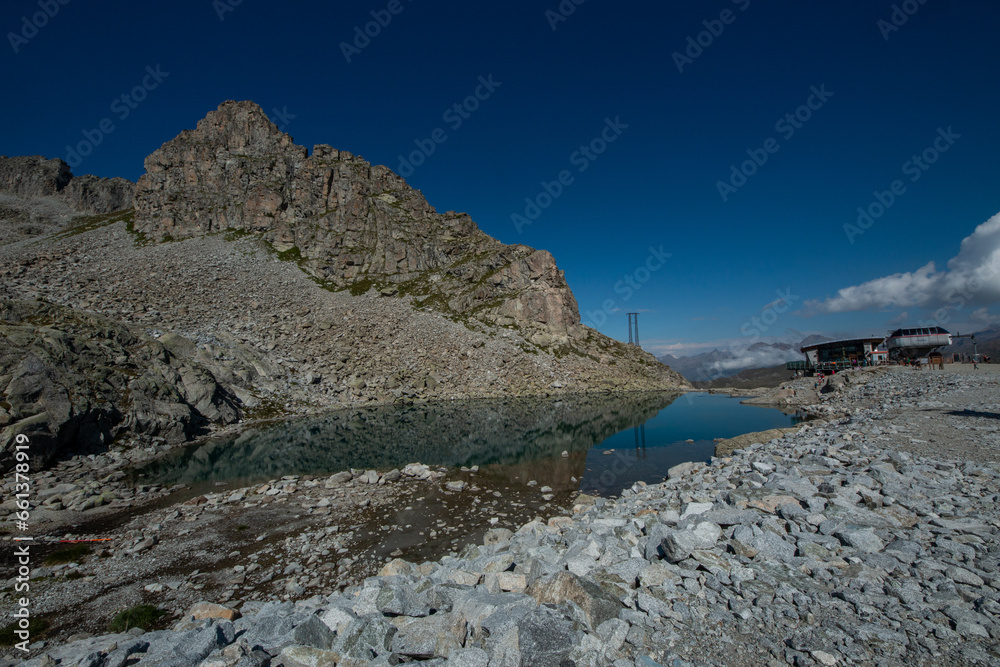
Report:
526,570,622,630
660,522,722,563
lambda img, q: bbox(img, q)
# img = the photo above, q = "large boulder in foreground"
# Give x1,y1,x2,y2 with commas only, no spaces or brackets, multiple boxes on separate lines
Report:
0,300,242,470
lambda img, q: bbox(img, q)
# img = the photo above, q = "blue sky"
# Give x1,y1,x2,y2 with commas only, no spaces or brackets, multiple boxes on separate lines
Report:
3,0,1000,357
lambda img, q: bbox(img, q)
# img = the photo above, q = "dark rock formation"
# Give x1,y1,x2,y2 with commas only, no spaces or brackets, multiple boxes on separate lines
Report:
133,101,580,339
0,300,243,470
0,154,134,214
61,173,135,214
0,155,71,197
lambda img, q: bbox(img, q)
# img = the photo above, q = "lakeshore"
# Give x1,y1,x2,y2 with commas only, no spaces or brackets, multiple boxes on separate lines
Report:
5,366,1000,666
0,391,796,650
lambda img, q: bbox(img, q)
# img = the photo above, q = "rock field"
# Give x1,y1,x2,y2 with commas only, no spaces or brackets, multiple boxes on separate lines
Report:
7,366,1000,666
0,392,674,647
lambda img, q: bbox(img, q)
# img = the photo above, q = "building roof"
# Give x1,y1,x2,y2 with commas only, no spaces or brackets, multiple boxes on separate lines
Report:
801,337,885,352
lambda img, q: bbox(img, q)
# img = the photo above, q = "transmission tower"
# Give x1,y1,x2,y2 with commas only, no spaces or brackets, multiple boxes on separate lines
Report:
627,313,639,346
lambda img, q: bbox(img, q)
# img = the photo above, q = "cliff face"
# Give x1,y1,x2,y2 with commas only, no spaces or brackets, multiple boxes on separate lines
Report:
0,155,134,214
0,155,71,197
133,101,580,340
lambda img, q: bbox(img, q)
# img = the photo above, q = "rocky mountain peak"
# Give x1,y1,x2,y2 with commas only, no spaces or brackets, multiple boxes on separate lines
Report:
188,99,305,157
134,100,584,340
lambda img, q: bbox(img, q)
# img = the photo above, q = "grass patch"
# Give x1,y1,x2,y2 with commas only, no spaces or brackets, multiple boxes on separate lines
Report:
275,245,302,262
65,571,84,581
109,605,166,633
44,544,91,565
236,524,249,531
348,277,378,296
243,397,288,422
0,618,48,647
49,208,133,240
223,227,254,242
124,213,151,247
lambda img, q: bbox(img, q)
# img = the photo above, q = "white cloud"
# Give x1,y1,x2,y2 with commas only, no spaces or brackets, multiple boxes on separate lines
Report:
886,311,909,326
806,211,1000,314
643,331,810,359
703,346,804,375
970,307,1000,326
642,340,721,356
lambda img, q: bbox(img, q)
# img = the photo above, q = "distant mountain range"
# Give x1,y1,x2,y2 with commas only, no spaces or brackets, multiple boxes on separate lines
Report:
660,326,1000,384
942,326,1000,359
659,336,830,382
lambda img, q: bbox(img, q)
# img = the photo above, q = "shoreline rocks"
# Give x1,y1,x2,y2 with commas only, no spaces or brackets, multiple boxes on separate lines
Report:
12,368,1000,666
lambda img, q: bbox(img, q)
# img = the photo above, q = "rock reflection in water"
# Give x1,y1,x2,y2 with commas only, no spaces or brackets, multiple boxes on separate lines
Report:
578,392,805,495
133,392,681,487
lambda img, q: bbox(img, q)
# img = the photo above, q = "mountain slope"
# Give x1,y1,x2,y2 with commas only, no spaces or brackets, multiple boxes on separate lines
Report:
941,327,1000,359
0,155,134,246
691,364,794,389
0,101,688,456
134,100,579,346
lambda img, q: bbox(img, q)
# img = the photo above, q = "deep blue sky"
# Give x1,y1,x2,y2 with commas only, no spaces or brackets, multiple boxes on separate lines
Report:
3,0,1000,357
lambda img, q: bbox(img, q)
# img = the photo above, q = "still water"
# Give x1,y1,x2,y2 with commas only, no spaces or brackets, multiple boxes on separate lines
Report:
135,392,802,496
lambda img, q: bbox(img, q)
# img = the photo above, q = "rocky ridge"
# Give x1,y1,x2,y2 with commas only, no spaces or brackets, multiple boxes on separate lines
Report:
16,368,1000,666
0,103,687,464
0,221,685,466
1,180,686,467
0,155,134,246
0,156,133,214
133,100,582,345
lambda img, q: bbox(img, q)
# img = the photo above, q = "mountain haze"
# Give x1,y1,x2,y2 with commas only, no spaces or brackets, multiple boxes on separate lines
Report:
659,337,827,382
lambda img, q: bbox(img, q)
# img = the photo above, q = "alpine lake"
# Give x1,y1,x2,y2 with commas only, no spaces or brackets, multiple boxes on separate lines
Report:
105,392,804,597
133,392,803,498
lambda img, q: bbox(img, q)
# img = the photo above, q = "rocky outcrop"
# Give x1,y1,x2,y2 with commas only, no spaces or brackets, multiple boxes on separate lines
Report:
0,154,134,214
742,375,824,407
0,155,135,245
0,155,71,197
1,102,687,427
133,101,580,339
713,425,802,456
0,300,247,470
61,172,135,214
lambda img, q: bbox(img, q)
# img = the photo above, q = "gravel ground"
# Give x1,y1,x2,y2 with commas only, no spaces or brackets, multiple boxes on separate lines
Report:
6,367,1000,666
870,364,1000,464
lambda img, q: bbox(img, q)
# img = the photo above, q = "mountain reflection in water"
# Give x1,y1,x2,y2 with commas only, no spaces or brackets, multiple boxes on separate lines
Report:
133,392,681,488
134,392,802,495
